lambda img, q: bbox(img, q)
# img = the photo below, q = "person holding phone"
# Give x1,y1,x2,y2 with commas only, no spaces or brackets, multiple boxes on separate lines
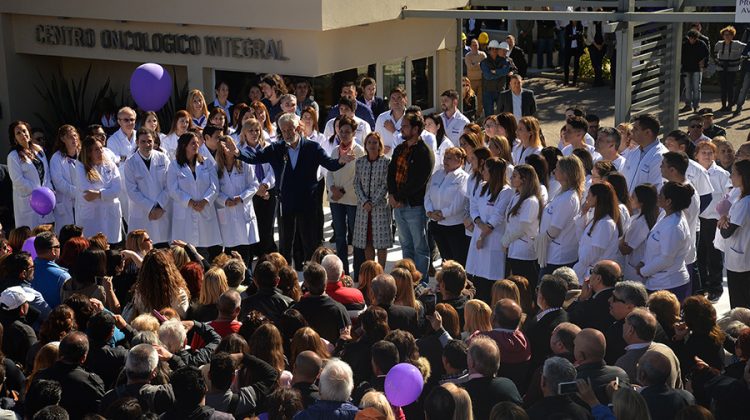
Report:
526,356,592,419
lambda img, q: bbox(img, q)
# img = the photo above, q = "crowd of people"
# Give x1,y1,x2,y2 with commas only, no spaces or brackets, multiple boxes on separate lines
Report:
0,64,749,420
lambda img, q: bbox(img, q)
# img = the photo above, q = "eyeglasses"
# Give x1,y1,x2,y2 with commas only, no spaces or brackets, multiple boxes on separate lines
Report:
144,237,152,242
119,118,136,123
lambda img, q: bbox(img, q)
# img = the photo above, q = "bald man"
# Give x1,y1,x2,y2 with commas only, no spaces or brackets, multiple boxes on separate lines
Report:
567,260,620,333
637,351,694,419
574,328,630,404
481,299,532,390
292,351,323,408
524,322,582,407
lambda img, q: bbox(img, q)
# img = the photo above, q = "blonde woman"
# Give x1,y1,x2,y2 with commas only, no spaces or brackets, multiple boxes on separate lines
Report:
188,267,228,322
74,136,123,243
8,120,54,229
359,391,396,420
392,268,424,316
162,110,194,160
442,382,474,420
512,116,543,165
215,135,259,264
491,279,521,308
187,89,209,128
463,299,492,340
50,125,81,234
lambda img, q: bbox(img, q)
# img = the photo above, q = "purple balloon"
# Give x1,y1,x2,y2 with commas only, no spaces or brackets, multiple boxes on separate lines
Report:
21,237,37,259
130,63,172,111
384,363,424,407
29,187,56,216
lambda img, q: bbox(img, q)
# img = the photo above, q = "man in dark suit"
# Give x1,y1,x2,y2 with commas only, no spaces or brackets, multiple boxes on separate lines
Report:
527,357,593,420
292,263,351,343
506,35,529,77
574,328,630,404
232,113,354,267
358,77,388,121
370,274,419,335
240,261,293,323
523,275,569,371
497,74,537,119
325,81,376,130
638,351,695,419
567,260,619,333
461,336,523,420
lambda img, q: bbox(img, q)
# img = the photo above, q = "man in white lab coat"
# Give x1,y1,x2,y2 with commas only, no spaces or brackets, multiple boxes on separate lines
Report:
622,114,668,193
107,106,138,223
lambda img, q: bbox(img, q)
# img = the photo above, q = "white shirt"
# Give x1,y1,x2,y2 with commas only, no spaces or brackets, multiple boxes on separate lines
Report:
562,143,603,161
641,212,691,290
701,162,731,219
540,189,581,265
511,143,542,166
107,128,136,165
622,212,652,282
612,154,626,172
511,92,523,121
441,110,470,144
374,110,403,157
686,159,714,198
683,180,701,264
506,194,540,260
574,215,620,281
212,98,233,124
323,115,372,146
725,195,750,272
622,140,668,192
424,168,470,226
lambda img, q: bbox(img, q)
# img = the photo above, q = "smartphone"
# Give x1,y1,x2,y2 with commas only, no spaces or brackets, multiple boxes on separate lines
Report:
152,309,167,323
421,294,437,316
558,381,579,395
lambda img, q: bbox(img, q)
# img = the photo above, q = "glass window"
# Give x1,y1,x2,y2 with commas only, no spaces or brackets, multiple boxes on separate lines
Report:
411,56,434,111
382,60,406,100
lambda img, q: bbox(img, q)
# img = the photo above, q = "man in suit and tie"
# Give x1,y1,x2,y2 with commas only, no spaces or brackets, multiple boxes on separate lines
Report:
523,275,569,371
638,351,695,419
498,74,537,120
369,274,419,335
230,113,355,268
567,260,619,333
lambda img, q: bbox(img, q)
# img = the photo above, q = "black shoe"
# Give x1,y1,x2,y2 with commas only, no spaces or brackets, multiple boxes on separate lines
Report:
708,291,722,303
734,108,742,116
680,105,692,112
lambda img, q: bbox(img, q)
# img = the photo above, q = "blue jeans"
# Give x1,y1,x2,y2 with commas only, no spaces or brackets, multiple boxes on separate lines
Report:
394,205,430,281
330,202,357,275
684,72,702,109
482,90,501,118
537,38,554,68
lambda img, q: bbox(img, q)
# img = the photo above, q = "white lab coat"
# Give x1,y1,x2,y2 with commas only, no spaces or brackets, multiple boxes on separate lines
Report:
440,110,470,144
107,128,137,222
216,162,260,248
123,150,172,244
162,132,179,161
504,194,540,260
700,162,731,220
49,151,78,235
621,213,651,282
466,185,514,279
73,161,123,242
641,212,691,291
167,160,222,247
724,195,750,272
7,149,54,228
198,143,217,165
424,168,469,226
374,110,403,157
622,141,668,192
573,215,620,282
323,115,372,146
539,189,581,265
511,144,542,166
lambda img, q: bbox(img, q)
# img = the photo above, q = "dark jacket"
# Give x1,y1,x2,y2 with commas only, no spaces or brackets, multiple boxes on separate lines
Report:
682,38,710,72
293,295,351,343
292,382,320,409
188,303,218,323
34,361,106,419
527,395,593,420
575,361,630,404
605,318,670,364
387,139,434,207
237,138,344,214
0,313,36,370
160,405,234,420
379,303,419,336
522,308,568,371
339,335,379,386
358,95,388,121
480,55,515,92
509,46,529,77
640,384,695,420
326,99,376,130
497,89,537,117
100,382,175,415
564,22,585,52
84,340,128,389
171,322,222,368
240,287,294,323
205,354,279,417
293,400,359,420
0,164,13,231
439,294,468,330
462,376,523,420
567,288,615,333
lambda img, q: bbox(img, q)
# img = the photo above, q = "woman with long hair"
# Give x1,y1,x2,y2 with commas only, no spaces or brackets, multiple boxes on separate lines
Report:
425,113,454,173
207,107,230,134
161,109,194,160
496,112,519,147
639,182,694,301
215,135,259,265
294,79,319,119
357,261,384,305
188,267,228,322
442,382,474,420
187,89,209,128
259,74,288,122
62,248,119,311
462,76,478,122
250,100,276,141
719,160,750,308
512,116,542,165
290,327,330,368
49,125,80,234
7,120,54,229
538,155,585,276
466,157,514,302
126,249,190,321
647,290,681,341
426,146,470,267
57,236,89,270
573,182,622,282
353,133,392,270
141,111,166,143
339,305,390,385
502,164,542,288
392,268,423,316
167,132,222,258
249,323,288,374
463,299,492,339
675,295,726,372
74,136,123,244
463,147,491,239
620,184,659,282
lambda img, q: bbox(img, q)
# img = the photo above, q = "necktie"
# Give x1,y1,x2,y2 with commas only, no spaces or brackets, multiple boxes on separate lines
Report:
254,147,265,180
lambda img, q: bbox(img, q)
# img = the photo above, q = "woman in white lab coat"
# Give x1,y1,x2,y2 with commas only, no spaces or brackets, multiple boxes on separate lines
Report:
537,155,585,276
573,182,622,282
639,181,694,302
161,110,194,161
619,184,659,283
718,160,750,308
425,146,470,267
463,147,492,242
123,127,172,245
502,164,542,289
74,136,123,243
7,120,54,229
49,125,80,235
466,157,515,303
215,135,259,264
167,132,223,258
511,116,543,165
